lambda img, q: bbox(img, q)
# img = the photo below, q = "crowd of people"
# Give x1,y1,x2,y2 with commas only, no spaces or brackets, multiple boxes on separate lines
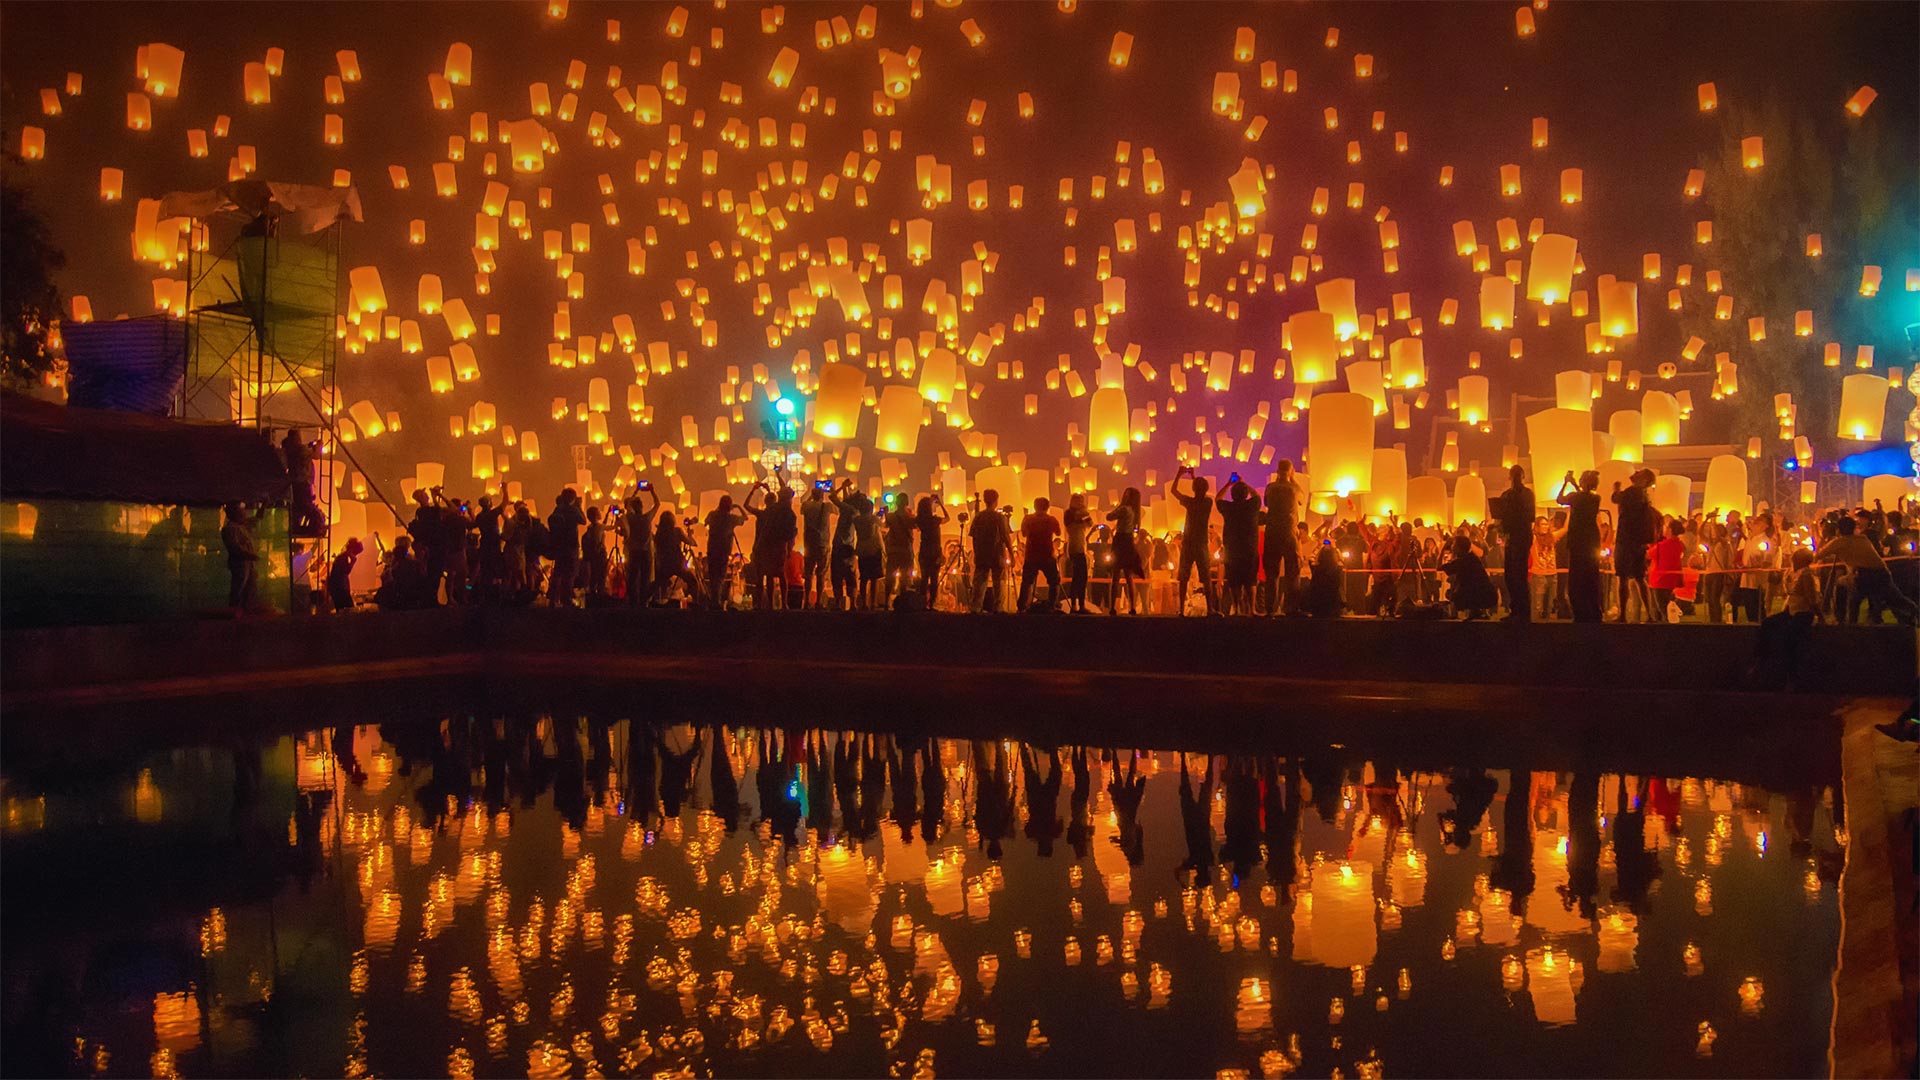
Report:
287,460,1918,632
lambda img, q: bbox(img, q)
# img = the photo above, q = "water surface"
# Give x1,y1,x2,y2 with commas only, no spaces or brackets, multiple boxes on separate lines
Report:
1,713,1843,1077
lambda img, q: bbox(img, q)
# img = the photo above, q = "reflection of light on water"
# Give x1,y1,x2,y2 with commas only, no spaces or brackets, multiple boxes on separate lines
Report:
1596,907,1638,972
364,889,401,951
1303,860,1376,969
1388,844,1426,908
1737,976,1764,1016
1234,977,1271,1038
1526,946,1580,1026
152,991,201,1054
132,769,163,823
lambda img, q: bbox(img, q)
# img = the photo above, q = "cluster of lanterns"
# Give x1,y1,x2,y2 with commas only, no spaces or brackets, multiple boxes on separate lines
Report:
19,0,1914,528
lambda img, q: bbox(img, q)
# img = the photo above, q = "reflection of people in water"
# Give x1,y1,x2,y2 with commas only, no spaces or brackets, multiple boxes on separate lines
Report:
886,737,919,843
1301,754,1346,825
1440,768,1499,852
855,736,887,842
1020,745,1063,857
1263,758,1304,900
832,733,861,841
1066,746,1094,860
973,741,1016,859
657,725,702,820
1558,771,1600,920
1177,752,1216,879
1488,768,1537,918
625,722,662,828
1107,749,1148,866
918,739,946,845
1218,756,1261,883
1610,776,1663,912
708,725,742,834
806,731,834,843
757,729,804,848
552,717,589,831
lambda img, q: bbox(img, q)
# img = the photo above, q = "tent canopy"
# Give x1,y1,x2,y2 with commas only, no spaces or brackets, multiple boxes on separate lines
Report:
1,392,289,506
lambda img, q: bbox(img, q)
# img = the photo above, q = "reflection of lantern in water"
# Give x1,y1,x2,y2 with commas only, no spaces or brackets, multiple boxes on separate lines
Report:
153,992,202,1054
1305,861,1377,969
1526,946,1579,1025
1596,906,1639,972
817,844,875,932
1388,845,1427,907
924,855,964,916
1738,976,1764,1015
1235,978,1272,1038
133,768,163,822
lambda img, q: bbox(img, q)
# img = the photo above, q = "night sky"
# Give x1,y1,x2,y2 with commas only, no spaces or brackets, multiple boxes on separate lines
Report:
4,0,1915,511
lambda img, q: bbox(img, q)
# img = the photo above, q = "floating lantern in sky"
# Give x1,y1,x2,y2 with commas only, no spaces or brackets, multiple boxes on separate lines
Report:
1526,409,1594,503
1703,455,1749,516
1525,233,1576,304
1836,374,1886,440
1306,393,1375,496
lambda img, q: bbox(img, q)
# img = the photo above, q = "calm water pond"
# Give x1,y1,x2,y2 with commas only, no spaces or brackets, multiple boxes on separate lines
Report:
1,714,1842,1078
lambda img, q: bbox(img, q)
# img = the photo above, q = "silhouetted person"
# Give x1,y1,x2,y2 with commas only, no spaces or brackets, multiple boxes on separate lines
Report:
328,536,362,611
887,738,920,842
918,738,946,844
547,487,587,607
220,502,259,611
1557,469,1604,622
1171,467,1217,615
1493,465,1534,622
1263,759,1304,900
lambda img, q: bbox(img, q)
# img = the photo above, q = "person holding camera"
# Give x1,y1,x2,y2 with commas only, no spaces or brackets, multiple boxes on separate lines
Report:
621,482,660,605
1556,469,1603,622
1170,466,1218,616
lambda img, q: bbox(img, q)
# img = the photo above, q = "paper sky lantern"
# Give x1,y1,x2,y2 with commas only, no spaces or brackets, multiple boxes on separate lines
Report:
348,400,386,439
1089,387,1129,454
1315,278,1359,338
1288,311,1338,383
1306,393,1375,496
1641,391,1681,445
1406,475,1448,525
1560,168,1583,203
243,62,270,104
1451,474,1487,524
812,363,866,439
1862,474,1911,509
1554,370,1592,412
1702,455,1749,517
1845,85,1878,117
1837,373,1887,440
1741,136,1763,169
875,385,922,454
348,266,387,313
138,43,185,98
1598,279,1638,337
425,356,453,393
768,46,799,88
1525,233,1576,304
1479,276,1516,330
1649,473,1688,519
1457,375,1490,425
1363,448,1408,521
470,445,495,481
1387,338,1425,388
1607,411,1643,462
1525,408,1594,504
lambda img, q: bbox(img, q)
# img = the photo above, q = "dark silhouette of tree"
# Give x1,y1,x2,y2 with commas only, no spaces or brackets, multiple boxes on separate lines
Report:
1678,95,1915,457
1,176,66,387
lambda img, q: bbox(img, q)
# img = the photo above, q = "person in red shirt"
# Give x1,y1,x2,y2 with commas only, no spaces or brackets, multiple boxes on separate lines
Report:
1649,518,1686,622
1017,497,1064,612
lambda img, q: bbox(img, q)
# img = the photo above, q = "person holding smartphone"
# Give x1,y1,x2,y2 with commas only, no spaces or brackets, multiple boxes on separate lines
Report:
1170,466,1218,616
